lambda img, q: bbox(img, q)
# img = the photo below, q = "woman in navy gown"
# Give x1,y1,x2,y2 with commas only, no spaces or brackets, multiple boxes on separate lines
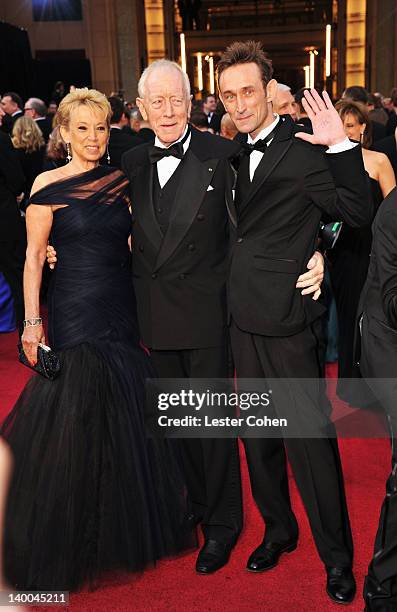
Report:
1,88,195,591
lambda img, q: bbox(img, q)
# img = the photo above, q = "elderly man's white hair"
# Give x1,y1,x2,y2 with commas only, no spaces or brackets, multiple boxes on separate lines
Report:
138,60,191,99
276,83,291,92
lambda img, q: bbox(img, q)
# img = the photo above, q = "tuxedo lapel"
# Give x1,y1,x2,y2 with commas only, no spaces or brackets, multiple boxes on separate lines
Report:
243,139,292,208
225,163,237,227
135,159,163,250
155,149,218,270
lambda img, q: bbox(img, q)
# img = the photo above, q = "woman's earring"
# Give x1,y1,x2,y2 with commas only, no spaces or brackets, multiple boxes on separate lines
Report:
107,145,110,165
66,142,72,162
360,132,364,144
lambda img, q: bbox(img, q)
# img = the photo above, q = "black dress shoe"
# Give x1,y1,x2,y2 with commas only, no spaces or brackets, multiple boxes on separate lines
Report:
195,539,233,574
186,513,203,527
326,566,356,604
246,539,297,572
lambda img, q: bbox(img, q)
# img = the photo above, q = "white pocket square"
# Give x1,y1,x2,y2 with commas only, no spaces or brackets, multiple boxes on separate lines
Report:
207,185,214,191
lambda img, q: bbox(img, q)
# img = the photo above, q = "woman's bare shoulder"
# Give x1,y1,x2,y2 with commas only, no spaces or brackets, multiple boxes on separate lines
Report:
365,148,388,165
31,167,68,196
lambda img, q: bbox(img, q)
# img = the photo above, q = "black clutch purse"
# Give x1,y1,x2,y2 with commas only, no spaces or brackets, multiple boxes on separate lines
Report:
18,342,61,380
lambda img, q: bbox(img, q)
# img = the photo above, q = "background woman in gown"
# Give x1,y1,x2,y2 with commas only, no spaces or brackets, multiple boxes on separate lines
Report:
328,99,395,406
11,117,46,212
1,88,195,591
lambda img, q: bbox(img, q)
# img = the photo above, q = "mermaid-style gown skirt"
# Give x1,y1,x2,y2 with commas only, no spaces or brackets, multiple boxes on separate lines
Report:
1,167,195,590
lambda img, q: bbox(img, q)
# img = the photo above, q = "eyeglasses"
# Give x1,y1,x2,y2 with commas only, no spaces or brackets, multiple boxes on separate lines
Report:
24,108,33,111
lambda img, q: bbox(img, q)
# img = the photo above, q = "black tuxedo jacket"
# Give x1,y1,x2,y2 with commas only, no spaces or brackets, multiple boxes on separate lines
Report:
121,127,239,350
208,112,222,133
10,111,23,129
371,119,387,143
372,135,397,182
0,132,25,241
35,117,52,142
358,187,397,380
105,128,143,169
228,115,372,337
0,111,23,135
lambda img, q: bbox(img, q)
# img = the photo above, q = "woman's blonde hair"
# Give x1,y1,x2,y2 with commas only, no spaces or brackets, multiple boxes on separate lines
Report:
56,87,111,129
11,116,45,153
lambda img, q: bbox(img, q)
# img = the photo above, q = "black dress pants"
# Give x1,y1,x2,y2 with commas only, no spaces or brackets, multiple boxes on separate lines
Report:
360,315,397,610
230,318,353,568
150,344,243,545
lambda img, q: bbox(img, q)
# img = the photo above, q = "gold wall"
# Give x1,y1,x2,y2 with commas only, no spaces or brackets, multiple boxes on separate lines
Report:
144,0,166,63
345,0,366,87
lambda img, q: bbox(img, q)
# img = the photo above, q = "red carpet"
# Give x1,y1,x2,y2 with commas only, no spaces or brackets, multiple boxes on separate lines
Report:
0,330,389,611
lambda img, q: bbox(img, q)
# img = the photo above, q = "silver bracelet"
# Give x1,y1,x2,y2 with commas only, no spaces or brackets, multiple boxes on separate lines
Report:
23,318,43,328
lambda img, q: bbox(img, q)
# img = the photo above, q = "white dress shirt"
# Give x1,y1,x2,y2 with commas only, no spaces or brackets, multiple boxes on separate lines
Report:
247,114,280,181
247,114,357,182
154,126,191,189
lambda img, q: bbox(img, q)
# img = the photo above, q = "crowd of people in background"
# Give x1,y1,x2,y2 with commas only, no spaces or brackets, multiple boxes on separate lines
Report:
2,79,397,352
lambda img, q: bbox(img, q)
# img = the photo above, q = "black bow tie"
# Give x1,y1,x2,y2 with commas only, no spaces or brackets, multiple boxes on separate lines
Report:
149,141,184,163
242,139,269,155
241,121,281,155
149,127,191,164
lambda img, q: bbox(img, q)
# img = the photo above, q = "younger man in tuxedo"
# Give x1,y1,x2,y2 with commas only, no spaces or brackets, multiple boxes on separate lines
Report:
217,41,372,604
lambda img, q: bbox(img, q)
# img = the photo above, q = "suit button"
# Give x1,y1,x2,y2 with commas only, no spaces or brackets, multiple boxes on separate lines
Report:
237,237,243,243
138,245,144,252
197,214,204,221
157,207,163,213
188,243,195,251
179,273,186,280
151,273,157,279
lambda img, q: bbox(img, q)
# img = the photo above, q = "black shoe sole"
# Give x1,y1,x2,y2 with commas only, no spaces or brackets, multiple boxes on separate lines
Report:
195,551,232,575
196,560,230,575
326,587,356,605
246,542,297,573
196,567,224,575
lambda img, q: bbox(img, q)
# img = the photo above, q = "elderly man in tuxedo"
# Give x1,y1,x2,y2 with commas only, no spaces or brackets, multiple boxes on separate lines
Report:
24,98,52,143
217,41,373,604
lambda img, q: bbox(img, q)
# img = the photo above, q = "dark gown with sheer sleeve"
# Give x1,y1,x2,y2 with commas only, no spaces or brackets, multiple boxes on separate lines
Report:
1,166,196,591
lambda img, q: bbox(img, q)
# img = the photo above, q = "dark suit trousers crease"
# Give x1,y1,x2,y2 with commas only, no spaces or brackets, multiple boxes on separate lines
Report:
230,319,353,567
360,316,397,590
150,345,243,544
